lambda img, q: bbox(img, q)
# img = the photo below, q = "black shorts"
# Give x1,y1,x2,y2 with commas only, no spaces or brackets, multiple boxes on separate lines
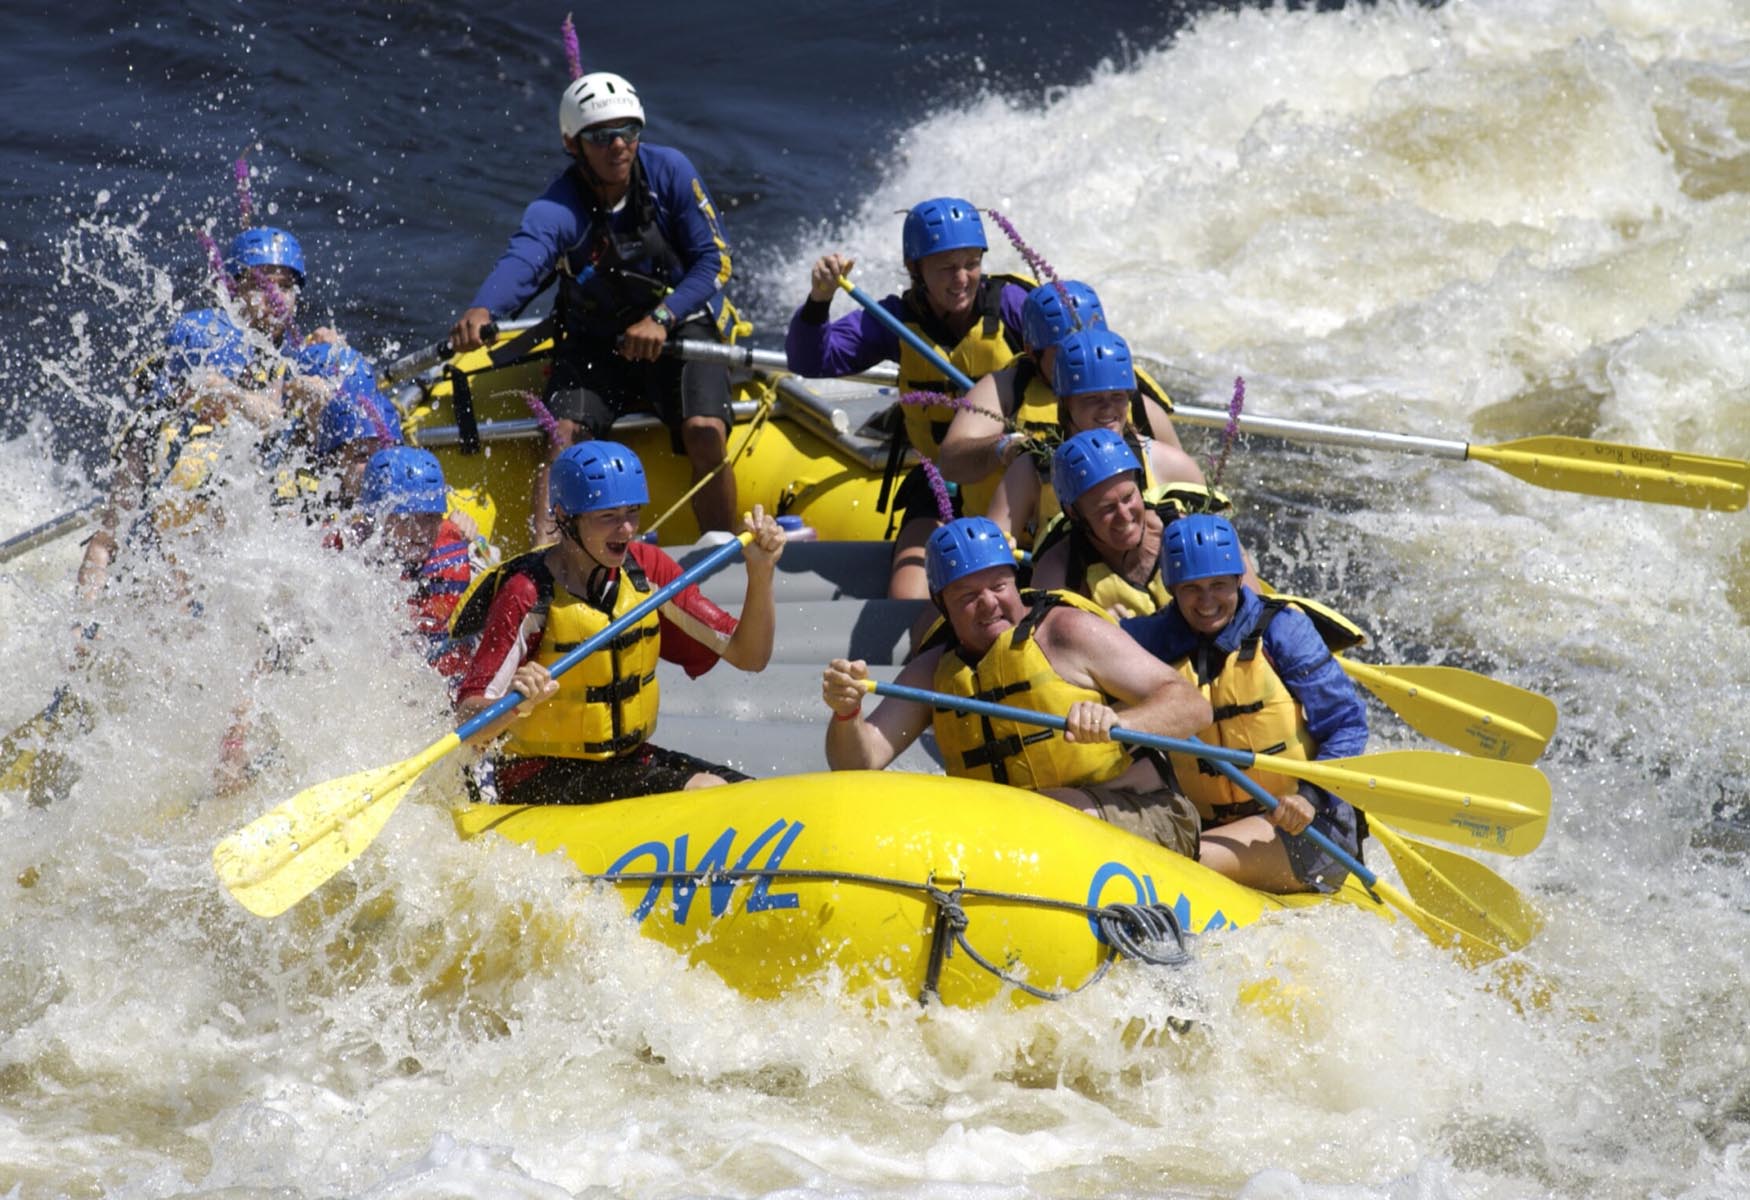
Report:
1205,783,1365,893
546,325,733,454
490,743,752,806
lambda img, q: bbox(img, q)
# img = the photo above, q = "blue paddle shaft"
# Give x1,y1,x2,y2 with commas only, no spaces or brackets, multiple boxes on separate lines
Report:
454,535,749,741
838,280,977,393
868,678,1378,887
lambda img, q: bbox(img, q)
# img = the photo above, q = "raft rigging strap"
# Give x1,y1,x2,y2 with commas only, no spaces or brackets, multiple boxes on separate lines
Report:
575,864,1194,1005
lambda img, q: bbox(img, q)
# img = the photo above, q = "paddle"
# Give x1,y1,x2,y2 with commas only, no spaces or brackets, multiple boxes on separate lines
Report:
0,685,92,804
1336,658,1556,763
835,276,977,392
1369,820,1542,952
213,532,754,918
1,501,98,565
666,338,901,387
1167,403,1748,512
376,322,498,390
857,680,1520,959
860,678,1551,855
1198,742,1518,960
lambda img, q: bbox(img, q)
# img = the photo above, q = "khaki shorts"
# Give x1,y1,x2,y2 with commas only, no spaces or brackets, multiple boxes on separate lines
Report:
1081,782,1200,859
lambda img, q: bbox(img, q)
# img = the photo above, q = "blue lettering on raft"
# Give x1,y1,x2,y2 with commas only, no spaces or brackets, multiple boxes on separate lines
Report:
606,819,804,924
1085,861,1230,942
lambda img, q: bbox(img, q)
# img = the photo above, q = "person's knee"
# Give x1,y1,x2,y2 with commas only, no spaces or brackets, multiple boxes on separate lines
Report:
680,416,728,458
684,771,729,789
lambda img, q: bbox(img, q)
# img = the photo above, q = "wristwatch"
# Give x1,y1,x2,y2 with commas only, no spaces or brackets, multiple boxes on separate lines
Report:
650,304,675,330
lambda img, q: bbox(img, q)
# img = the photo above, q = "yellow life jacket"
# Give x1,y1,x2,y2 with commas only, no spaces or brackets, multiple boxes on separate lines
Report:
929,589,1131,791
1035,480,1233,601
1165,599,1323,813
458,551,663,761
894,272,1032,458
149,414,225,533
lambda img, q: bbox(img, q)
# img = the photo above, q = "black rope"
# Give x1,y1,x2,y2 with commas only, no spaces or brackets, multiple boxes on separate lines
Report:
577,865,1197,1005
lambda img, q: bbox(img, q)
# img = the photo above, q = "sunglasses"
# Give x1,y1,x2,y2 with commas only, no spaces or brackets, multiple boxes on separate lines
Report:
578,121,644,146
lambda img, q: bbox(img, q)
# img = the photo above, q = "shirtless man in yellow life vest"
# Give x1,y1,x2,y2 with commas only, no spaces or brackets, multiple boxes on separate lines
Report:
820,516,1212,856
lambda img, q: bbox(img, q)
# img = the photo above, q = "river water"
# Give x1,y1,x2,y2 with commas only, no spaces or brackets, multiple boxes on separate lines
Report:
3,1,1749,1197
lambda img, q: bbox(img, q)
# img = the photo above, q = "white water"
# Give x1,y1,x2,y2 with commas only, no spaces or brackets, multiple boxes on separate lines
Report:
6,1,1750,1196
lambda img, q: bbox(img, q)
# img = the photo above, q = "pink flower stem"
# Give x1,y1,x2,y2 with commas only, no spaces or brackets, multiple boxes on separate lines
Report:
520,390,564,448
561,14,583,81
1209,375,1245,488
918,458,954,523
234,156,253,226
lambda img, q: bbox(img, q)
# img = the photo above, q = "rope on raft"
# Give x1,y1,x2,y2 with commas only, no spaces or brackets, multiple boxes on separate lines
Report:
576,864,1195,1006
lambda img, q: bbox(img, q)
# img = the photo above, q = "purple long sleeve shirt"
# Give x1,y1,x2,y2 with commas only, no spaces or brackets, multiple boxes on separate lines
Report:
784,280,1029,378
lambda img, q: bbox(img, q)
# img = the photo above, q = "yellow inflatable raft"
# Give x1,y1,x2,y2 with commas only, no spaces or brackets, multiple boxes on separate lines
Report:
454,769,1388,1007
393,327,904,546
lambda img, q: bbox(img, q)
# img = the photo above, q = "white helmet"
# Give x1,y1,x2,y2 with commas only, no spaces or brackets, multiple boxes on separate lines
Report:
559,71,644,138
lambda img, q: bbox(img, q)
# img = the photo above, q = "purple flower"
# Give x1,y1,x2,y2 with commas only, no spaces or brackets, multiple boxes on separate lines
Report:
899,389,960,411
520,390,563,447
919,458,954,523
196,230,236,299
561,14,583,82
984,208,1057,284
234,156,253,226
1209,375,1246,488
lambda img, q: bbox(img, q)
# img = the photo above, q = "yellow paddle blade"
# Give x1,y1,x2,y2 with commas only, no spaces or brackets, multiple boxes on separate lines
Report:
1,689,91,803
1284,749,1551,856
1470,436,1749,511
1338,659,1557,763
1371,821,1542,953
1370,878,1512,966
212,733,462,918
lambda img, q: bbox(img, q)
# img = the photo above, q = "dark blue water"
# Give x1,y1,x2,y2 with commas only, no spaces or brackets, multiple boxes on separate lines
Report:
0,0,1228,453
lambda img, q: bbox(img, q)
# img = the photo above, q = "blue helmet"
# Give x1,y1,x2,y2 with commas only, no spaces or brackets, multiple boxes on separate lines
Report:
294,341,368,383
316,394,385,456
924,516,1014,595
1052,428,1141,513
161,308,249,382
1021,281,1104,353
902,197,987,263
226,227,306,284
1052,327,1135,398
1164,514,1245,587
551,440,648,514
360,447,448,515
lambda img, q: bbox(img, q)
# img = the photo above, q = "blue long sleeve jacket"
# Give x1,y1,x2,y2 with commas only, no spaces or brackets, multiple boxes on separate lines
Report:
1121,586,1370,761
467,144,731,333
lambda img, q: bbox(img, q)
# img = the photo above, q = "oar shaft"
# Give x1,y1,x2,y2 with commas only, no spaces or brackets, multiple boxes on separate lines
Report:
836,277,976,392
869,677,1267,769
1,502,97,564
454,533,752,740
864,680,1379,886
665,338,901,386
377,322,499,388
1171,403,1469,461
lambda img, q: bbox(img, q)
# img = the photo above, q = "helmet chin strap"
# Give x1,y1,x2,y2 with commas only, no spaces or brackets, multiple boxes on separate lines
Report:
556,511,619,602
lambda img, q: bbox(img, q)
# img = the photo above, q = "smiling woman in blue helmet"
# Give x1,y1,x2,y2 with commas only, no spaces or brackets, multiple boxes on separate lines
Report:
934,280,1189,496
451,441,786,804
1120,515,1370,895
450,70,743,538
819,515,1210,856
785,198,1034,599
986,326,1207,551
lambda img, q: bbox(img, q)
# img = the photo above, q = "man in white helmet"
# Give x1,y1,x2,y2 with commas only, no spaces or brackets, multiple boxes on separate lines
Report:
450,71,741,537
